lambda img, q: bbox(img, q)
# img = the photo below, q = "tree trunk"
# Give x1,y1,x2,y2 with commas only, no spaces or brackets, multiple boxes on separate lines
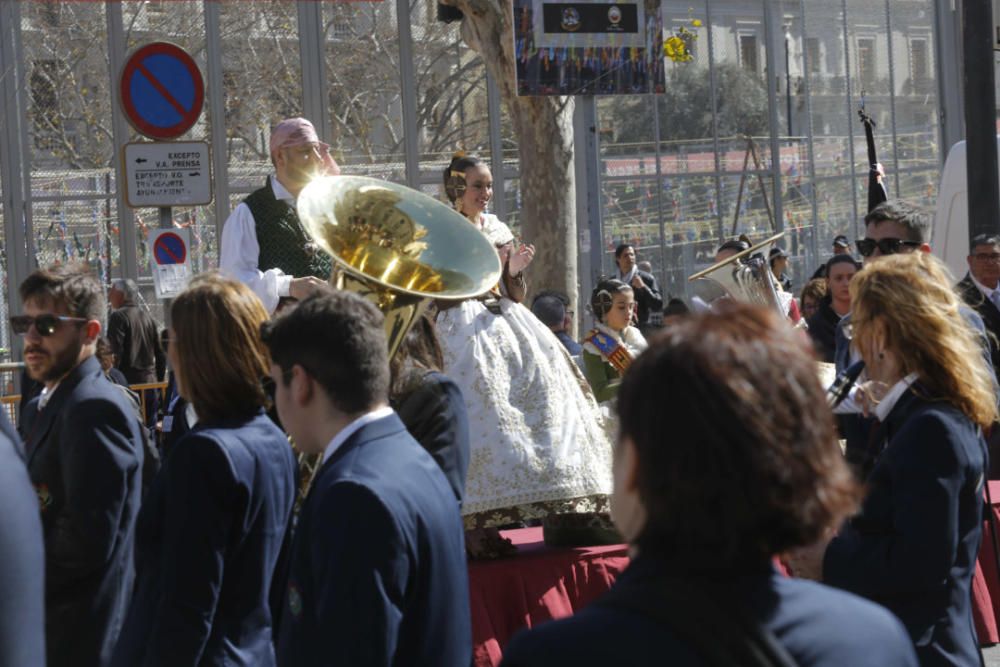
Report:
454,0,580,330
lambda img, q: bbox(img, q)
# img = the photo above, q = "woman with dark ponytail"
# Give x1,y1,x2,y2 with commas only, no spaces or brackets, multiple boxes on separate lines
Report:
438,153,612,551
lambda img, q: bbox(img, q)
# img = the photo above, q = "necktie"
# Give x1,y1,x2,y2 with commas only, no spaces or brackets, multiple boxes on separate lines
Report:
990,288,1000,312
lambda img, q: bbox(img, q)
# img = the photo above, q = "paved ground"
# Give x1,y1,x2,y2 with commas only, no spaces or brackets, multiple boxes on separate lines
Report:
984,644,1000,666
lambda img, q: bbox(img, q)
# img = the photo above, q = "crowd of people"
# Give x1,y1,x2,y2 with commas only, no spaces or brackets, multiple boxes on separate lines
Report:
1,114,998,667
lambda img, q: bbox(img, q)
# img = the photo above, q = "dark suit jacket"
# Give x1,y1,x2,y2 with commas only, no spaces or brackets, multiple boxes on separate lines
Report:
107,303,164,384
0,411,45,667
806,296,840,363
112,410,297,667
22,355,144,667
957,274,1000,377
825,390,986,667
501,556,917,666
392,371,470,507
623,269,663,331
276,412,472,667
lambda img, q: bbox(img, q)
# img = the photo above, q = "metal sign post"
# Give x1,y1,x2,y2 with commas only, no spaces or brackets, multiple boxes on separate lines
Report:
117,42,208,319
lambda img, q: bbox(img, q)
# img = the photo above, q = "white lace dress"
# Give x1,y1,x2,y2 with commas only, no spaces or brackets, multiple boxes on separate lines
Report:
436,214,613,526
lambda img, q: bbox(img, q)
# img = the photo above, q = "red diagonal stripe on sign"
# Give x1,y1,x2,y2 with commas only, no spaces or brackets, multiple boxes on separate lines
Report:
157,240,182,264
135,60,188,118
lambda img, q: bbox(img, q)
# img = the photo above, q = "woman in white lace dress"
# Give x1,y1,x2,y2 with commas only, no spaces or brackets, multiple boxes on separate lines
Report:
437,155,613,536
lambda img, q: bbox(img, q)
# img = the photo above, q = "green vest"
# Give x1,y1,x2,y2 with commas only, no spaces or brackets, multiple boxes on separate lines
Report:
244,178,331,280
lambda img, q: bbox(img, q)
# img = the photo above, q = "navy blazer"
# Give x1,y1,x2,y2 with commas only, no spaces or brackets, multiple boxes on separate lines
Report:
957,274,1000,377
825,390,986,666
628,269,664,332
501,556,917,666
392,370,470,506
112,410,297,667
22,355,144,667
0,411,45,666
276,412,472,667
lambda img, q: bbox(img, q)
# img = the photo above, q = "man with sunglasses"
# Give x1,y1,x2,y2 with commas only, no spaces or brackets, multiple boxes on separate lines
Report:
13,265,145,667
833,200,932,373
221,117,339,313
832,202,997,476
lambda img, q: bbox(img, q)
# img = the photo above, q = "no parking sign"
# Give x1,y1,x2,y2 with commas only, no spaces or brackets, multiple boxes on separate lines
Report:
120,42,204,140
148,228,192,298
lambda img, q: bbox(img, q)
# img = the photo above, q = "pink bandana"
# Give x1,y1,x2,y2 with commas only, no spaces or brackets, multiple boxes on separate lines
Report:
269,117,341,175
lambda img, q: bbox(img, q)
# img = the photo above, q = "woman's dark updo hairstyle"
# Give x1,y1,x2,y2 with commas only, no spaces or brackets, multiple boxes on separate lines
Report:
443,154,486,204
824,254,861,278
616,302,860,569
590,278,632,323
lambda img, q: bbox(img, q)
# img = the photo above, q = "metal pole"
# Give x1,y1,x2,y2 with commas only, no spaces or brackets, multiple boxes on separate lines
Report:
0,0,31,334
799,7,821,266
934,0,963,158
963,0,1000,241
763,0,785,234
883,0,901,196
705,0,725,242
396,0,421,188
204,1,230,253
297,2,330,143
106,1,138,282
651,94,667,295
785,29,793,137
840,0,860,238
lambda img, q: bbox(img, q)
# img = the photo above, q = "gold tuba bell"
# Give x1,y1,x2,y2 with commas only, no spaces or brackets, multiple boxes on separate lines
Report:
291,175,502,498
296,175,502,357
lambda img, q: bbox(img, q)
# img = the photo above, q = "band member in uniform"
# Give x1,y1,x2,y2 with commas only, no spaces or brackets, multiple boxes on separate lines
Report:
112,275,297,666
0,410,45,667
220,117,337,313
821,253,995,666
16,265,145,667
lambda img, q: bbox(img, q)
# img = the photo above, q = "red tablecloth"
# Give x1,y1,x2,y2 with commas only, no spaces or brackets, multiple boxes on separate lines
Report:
975,481,1000,644
468,527,629,667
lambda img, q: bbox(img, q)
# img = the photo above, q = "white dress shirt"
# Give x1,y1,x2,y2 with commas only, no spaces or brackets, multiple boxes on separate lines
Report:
220,175,295,313
971,275,1000,310
320,406,395,467
873,372,919,422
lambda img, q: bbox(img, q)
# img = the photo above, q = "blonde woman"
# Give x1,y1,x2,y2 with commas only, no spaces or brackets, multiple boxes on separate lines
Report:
822,253,996,666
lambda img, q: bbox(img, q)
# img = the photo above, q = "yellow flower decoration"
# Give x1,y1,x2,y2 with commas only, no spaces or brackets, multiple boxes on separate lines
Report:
664,17,700,63
664,35,691,62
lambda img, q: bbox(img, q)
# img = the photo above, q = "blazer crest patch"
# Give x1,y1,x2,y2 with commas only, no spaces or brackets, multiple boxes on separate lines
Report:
35,483,53,512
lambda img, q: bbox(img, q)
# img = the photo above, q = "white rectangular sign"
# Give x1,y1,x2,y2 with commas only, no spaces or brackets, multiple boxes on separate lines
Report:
123,141,212,208
147,228,192,299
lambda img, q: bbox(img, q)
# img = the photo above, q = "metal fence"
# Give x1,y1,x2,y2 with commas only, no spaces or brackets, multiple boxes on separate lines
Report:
591,0,944,302
0,0,958,373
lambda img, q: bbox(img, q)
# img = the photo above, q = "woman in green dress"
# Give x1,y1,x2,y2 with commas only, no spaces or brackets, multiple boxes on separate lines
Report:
581,278,648,404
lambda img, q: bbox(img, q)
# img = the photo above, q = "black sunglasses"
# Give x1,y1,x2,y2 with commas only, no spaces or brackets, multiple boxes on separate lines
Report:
855,237,922,257
10,314,87,337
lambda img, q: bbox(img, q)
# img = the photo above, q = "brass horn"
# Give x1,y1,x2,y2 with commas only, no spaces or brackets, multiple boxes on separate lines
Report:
688,232,787,317
292,176,501,501
296,175,502,357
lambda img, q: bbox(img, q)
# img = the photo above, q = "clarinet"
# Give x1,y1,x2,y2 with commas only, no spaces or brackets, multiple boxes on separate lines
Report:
827,361,865,409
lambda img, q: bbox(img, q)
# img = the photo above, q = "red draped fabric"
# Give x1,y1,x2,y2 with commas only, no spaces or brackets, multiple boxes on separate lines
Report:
466,488,1000,663
974,481,1000,644
467,527,629,667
